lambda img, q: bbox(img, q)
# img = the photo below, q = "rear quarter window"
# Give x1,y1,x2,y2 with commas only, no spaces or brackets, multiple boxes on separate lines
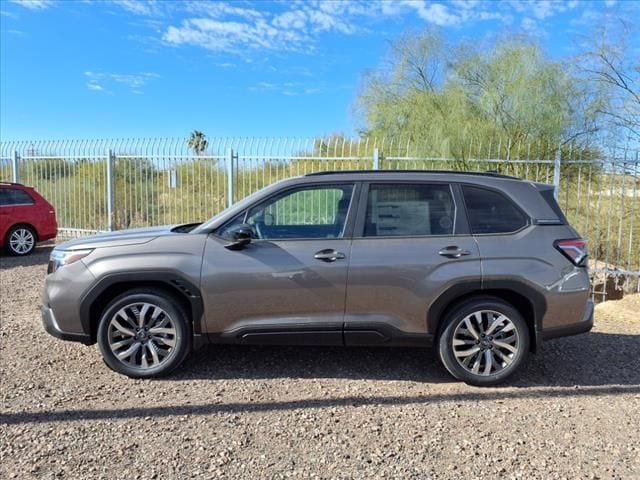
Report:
462,185,527,234
0,188,35,206
539,188,568,224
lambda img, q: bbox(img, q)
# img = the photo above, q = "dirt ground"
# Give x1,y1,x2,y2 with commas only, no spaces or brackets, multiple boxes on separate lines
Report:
1,246,639,479
595,294,640,324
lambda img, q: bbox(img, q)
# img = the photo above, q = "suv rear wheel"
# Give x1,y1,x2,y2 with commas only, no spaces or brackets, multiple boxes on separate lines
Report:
97,289,191,378
438,297,529,386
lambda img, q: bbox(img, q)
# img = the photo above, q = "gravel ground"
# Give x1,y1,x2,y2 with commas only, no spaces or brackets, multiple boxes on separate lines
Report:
1,246,639,479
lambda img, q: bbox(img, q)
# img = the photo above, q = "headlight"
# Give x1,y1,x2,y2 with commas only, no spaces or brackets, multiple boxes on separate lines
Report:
47,249,93,274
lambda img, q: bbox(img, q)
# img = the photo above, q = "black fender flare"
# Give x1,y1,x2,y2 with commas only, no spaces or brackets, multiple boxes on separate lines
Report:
79,270,204,339
426,279,547,349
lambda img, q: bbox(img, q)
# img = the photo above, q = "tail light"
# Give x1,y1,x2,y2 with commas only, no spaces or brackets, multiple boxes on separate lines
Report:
555,239,588,266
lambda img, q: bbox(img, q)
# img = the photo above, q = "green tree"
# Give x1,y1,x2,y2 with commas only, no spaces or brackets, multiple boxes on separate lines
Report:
187,130,208,155
356,31,598,162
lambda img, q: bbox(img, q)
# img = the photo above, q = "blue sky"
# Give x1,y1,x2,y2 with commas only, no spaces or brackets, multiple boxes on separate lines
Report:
0,0,635,140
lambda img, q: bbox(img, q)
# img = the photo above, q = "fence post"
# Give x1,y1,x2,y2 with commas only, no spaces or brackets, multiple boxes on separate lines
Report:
553,146,561,199
227,148,235,207
11,150,20,183
106,149,115,231
373,147,380,170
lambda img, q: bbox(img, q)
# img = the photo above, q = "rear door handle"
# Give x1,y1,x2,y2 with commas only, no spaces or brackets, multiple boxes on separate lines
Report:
314,249,346,262
438,246,471,258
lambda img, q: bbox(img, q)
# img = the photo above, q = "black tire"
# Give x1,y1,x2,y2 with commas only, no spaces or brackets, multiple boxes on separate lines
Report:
97,289,191,378
438,296,529,387
5,225,37,256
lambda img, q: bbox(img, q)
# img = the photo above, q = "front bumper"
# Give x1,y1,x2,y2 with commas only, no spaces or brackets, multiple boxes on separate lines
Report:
41,304,92,345
542,299,594,341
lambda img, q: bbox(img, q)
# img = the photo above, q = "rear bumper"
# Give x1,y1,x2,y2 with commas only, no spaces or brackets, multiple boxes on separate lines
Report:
38,225,57,242
542,299,594,341
41,304,92,345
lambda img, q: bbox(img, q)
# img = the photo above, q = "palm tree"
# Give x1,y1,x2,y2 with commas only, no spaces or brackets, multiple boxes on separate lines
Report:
187,130,208,155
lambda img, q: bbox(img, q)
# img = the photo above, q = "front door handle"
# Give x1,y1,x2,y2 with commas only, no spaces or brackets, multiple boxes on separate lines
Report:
438,246,471,258
314,249,346,262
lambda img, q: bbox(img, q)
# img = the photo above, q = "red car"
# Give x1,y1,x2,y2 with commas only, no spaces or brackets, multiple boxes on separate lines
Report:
0,182,57,256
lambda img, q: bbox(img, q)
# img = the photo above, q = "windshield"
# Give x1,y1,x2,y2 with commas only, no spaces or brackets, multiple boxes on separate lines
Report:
190,186,273,234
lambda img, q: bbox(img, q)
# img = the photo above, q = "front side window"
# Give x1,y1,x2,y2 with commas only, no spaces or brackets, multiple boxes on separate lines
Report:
222,184,354,240
462,185,527,234
364,184,455,237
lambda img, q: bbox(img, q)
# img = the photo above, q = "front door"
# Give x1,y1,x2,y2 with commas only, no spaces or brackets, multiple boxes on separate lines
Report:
201,182,357,345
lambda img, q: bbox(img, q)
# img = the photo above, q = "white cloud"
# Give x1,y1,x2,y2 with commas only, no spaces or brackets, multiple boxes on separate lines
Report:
508,0,579,20
520,17,537,31
272,10,307,30
249,80,325,96
519,15,548,39
382,0,509,27
408,1,460,26
110,0,585,57
86,82,104,92
10,0,53,10
164,16,312,53
84,71,159,93
185,1,263,20
111,0,163,17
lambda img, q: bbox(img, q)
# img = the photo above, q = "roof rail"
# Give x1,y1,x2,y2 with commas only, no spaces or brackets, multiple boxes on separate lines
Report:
0,182,23,186
304,170,520,180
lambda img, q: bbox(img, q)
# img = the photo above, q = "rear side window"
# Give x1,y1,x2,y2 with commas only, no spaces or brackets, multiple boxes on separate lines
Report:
364,184,455,237
0,188,35,206
462,185,527,234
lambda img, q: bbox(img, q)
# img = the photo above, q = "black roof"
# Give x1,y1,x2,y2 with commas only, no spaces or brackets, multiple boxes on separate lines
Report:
305,170,520,180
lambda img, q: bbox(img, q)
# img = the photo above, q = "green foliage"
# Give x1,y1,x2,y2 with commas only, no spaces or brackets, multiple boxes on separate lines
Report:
187,130,208,155
24,158,75,180
357,32,597,162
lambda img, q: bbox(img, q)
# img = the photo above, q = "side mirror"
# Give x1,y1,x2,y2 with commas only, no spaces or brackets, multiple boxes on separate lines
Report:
224,224,253,250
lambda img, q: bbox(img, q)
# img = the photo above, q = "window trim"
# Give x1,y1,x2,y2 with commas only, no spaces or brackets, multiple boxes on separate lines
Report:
352,181,460,239
459,183,531,236
212,181,360,242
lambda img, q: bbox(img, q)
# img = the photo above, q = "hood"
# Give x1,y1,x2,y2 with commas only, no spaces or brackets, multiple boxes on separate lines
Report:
56,223,201,250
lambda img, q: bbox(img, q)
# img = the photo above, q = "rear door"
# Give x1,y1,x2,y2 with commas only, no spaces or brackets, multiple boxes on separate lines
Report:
8,188,36,223
344,182,481,345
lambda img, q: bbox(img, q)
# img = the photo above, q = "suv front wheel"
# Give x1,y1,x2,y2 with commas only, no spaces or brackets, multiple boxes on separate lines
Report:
97,289,191,378
438,297,529,386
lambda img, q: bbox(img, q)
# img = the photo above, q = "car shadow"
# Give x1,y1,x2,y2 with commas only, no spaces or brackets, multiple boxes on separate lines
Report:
514,331,640,388
2,329,638,427
181,344,453,383
0,245,52,268
176,330,640,388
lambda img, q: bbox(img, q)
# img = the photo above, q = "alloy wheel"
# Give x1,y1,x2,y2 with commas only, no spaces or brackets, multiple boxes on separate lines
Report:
107,302,178,370
9,228,35,255
452,310,520,376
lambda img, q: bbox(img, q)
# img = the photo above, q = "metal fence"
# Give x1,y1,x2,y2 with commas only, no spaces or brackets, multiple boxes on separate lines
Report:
1,137,638,300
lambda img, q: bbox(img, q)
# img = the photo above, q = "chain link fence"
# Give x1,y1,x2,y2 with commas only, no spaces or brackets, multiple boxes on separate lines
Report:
1,137,638,300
